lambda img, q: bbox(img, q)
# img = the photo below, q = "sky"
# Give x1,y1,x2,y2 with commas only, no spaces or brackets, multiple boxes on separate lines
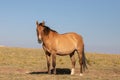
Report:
0,0,120,54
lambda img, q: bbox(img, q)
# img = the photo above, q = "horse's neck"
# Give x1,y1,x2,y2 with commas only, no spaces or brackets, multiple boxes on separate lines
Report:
42,31,58,44
42,31,58,51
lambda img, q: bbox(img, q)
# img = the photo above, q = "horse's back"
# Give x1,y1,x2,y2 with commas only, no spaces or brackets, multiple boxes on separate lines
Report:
54,32,83,54
56,32,83,45
61,32,83,43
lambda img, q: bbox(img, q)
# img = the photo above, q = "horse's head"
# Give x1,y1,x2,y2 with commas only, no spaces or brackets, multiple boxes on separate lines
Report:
36,21,45,43
36,21,57,44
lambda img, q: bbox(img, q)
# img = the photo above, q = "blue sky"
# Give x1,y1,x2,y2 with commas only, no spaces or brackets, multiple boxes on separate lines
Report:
0,0,120,53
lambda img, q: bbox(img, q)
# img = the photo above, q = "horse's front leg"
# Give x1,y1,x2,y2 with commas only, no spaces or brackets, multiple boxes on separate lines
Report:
52,54,56,74
45,52,51,74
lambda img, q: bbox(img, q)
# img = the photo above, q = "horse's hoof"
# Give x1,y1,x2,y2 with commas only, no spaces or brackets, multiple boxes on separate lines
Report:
80,73,83,76
48,72,51,74
71,73,74,75
71,72,74,75
53,71,56,75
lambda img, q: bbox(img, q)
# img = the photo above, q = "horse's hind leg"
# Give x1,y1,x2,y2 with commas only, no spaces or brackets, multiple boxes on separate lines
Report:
77,49,83,76
70,52,76,75
52,54,56,74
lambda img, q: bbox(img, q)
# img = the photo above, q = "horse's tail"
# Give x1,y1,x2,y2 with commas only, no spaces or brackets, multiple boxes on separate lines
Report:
82,45,88,71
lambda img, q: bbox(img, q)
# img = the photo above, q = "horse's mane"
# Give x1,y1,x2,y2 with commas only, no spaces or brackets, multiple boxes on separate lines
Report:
39,23,57,35
44,26,57,35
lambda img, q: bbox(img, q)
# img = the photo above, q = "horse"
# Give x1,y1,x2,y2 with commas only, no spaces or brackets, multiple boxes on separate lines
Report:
36,21,87,76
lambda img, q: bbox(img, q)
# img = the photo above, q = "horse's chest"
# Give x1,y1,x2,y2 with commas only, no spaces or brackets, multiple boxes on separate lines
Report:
42,42,57,54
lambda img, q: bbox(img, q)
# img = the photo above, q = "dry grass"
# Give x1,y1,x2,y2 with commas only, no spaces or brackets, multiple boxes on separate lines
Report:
0,47,120,80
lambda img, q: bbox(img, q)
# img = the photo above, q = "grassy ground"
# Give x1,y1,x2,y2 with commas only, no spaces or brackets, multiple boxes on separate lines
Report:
0,47,120,80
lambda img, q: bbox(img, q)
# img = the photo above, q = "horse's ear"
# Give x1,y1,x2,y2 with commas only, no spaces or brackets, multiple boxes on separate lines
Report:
42,21,45,26
36,21,39,26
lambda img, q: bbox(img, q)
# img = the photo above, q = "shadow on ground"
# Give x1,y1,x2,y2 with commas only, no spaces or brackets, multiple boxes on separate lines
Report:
29,68,71,75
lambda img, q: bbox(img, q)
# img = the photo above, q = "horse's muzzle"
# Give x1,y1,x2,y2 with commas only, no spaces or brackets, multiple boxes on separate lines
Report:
38,39,42,44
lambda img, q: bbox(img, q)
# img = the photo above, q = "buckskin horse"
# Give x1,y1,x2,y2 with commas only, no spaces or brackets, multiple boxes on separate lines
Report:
36,21,87,76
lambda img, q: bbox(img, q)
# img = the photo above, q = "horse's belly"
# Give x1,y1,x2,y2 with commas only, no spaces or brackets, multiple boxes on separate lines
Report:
56,44,75,55
55,36,77,55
